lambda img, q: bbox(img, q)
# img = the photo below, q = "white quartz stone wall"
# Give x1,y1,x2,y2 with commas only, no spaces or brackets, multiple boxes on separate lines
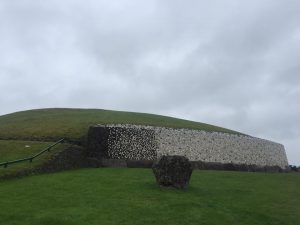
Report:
103,124,289,169
154,127,288,169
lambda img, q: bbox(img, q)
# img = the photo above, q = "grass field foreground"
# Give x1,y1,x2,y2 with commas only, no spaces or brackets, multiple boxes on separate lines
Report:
0,168,299,225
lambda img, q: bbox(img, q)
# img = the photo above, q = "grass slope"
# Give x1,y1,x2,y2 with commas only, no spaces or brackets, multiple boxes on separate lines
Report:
0,140,69,177
0,108,242,141
0,168,299,225
0,140,55,162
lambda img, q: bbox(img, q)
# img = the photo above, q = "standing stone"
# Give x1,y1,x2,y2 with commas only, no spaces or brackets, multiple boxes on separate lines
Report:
152,155,193,189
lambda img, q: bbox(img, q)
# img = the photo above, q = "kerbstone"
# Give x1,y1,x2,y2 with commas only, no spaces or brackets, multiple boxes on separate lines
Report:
152,155,193,189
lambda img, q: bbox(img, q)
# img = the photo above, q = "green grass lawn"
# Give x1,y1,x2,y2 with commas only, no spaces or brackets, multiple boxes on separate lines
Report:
0,140,55,162
0,168,299,225
0,140,69,177
0,108,242,141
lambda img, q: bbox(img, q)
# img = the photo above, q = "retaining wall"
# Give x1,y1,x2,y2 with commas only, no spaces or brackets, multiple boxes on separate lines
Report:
87,124,289,170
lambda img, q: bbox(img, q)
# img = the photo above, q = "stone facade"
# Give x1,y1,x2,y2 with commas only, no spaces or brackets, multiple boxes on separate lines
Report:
87,124,289,170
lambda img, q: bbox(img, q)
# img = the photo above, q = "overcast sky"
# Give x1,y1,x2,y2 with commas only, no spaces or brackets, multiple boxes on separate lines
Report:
0,0,299,165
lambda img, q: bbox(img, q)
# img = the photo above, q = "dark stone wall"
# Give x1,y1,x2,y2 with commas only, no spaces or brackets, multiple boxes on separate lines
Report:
87,125,157,161
107,127,157,160
36,146,90,172
126,160,155,168
87,126,110,158
191,161,285,172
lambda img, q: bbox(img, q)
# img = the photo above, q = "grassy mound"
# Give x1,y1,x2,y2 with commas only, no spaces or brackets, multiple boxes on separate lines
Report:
0,108,242,141
0,168,299,225
0,108,242,177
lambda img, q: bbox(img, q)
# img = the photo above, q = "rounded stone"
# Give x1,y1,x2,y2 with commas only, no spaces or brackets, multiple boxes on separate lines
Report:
152,155,193,189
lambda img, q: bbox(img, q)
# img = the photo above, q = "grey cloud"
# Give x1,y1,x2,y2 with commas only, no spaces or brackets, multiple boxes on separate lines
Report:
0,0,299,164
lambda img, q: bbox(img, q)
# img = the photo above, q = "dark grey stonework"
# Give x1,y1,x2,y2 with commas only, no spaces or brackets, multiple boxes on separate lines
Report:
107,127,157,160
126,160,154,168
191,161,284,172
88,125,158,161
87,126,110,158
152,155,193,189
38,146,89,172
100,158,127,167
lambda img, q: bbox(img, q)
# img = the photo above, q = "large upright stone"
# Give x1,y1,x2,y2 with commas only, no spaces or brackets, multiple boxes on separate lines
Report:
152,155,193,189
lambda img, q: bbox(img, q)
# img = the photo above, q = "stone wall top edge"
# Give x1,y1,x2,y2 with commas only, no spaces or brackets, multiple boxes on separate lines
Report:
92,123,284,147
93,123,247,136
